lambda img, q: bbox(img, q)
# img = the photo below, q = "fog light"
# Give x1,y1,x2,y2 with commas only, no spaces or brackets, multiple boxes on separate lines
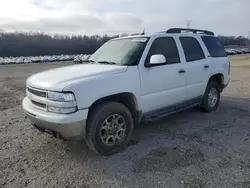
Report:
47,106,77,114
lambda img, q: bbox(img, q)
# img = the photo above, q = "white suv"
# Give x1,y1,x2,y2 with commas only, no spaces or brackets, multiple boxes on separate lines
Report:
22,28,230,155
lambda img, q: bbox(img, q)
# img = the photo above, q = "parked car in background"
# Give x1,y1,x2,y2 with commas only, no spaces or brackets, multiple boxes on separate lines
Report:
73,55,81,63
225,49,234,55
241,48,249,54
74,54,91,64
0,54,77,65
224,48,250,55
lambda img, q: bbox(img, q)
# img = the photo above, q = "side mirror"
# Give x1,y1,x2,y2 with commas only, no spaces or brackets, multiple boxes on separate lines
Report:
149,54,166,65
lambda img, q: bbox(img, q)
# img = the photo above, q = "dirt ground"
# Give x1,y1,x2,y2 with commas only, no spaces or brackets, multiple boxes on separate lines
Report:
0,55,250,188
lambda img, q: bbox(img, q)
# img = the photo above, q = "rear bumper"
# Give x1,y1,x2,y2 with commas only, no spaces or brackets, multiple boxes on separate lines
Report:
22,97,88,138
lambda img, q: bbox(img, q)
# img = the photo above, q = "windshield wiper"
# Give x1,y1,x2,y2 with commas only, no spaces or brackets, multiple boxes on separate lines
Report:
97,61,117,65
83,59,95,63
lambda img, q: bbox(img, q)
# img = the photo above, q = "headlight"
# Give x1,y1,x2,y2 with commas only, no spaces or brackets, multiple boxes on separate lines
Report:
47,106,77,114
47,91,77,114
47,91,75,102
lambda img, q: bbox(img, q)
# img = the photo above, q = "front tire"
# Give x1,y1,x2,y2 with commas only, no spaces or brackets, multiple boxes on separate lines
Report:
86,102,134,155
201,81,221,112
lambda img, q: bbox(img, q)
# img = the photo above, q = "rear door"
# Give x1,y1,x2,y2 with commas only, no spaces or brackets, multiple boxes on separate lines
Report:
179,36,209,100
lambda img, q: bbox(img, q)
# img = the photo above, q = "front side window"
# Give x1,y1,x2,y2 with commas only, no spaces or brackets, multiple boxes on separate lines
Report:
180,37,205,62
201,36,227,57
90,37,149,66
146,37,180,65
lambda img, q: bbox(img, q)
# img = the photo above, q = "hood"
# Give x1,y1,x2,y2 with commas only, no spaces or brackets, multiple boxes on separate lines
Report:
27,64,127,91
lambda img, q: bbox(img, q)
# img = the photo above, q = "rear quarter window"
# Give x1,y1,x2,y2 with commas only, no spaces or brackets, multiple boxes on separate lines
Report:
201,36,227,57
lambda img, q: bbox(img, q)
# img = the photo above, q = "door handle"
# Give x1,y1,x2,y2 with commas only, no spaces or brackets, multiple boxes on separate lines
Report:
204,65,209,69
179,69,186,73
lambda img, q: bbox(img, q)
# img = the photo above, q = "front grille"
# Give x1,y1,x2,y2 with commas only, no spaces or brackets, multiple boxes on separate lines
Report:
28,87,47,98
31,100,46,108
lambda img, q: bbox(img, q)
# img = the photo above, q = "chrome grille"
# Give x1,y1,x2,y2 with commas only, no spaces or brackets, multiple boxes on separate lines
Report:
28,87,47,98
27,87,47,110
31,100,46,108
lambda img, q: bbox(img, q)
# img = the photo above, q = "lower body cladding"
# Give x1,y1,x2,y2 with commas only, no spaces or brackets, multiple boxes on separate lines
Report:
22,97,88,139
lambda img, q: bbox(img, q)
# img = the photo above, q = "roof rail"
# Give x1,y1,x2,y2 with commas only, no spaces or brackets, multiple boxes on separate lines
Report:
166,28,214,36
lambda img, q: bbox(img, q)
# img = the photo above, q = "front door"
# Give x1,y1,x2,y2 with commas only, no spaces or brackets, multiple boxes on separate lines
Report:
139,37,186,113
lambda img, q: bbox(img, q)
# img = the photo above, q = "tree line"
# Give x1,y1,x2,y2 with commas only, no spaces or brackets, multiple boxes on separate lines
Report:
217,36,250,47
0,32,116,57
0,32,249,57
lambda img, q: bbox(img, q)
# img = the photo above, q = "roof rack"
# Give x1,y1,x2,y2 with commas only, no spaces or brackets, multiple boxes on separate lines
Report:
165,28,214,36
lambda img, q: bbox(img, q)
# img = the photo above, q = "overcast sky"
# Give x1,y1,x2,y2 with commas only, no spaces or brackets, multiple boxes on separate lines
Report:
0,0,249,36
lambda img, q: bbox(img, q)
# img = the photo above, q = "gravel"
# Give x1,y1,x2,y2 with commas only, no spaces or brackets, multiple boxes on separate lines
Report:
1,56,250,188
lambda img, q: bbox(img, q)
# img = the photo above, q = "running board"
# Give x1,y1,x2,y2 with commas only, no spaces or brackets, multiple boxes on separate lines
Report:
142,97,201,122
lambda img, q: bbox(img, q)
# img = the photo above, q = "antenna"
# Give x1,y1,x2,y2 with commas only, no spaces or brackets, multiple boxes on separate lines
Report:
186,20,192,28
141,29,145,35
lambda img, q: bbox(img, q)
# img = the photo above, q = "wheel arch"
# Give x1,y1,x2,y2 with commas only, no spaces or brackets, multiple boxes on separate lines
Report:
208,73,224,92
88,92,141,125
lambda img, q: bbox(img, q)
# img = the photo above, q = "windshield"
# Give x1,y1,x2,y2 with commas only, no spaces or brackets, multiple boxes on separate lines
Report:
89,37,149,66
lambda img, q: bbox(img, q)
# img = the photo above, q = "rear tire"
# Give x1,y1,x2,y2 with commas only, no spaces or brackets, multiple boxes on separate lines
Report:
85,102,134,155
201,81,221,112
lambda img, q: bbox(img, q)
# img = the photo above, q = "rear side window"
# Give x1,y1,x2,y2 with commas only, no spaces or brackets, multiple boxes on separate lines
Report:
180,37,205,62
201,36,227,57
146,37,180,64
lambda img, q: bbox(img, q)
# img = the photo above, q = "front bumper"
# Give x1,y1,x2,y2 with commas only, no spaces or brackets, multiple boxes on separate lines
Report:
223,77,230,89
22,97,88,138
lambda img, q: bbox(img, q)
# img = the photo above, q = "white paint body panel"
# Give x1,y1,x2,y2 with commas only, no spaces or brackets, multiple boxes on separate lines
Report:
63,66,141,110
26,64,128,91
138,36,186,113
177,35,210,100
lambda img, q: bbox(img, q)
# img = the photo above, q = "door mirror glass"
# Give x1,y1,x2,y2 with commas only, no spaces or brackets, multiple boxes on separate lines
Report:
150,54,166,65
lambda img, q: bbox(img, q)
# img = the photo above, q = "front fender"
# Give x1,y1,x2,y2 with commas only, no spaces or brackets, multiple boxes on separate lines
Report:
63,67,141,110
